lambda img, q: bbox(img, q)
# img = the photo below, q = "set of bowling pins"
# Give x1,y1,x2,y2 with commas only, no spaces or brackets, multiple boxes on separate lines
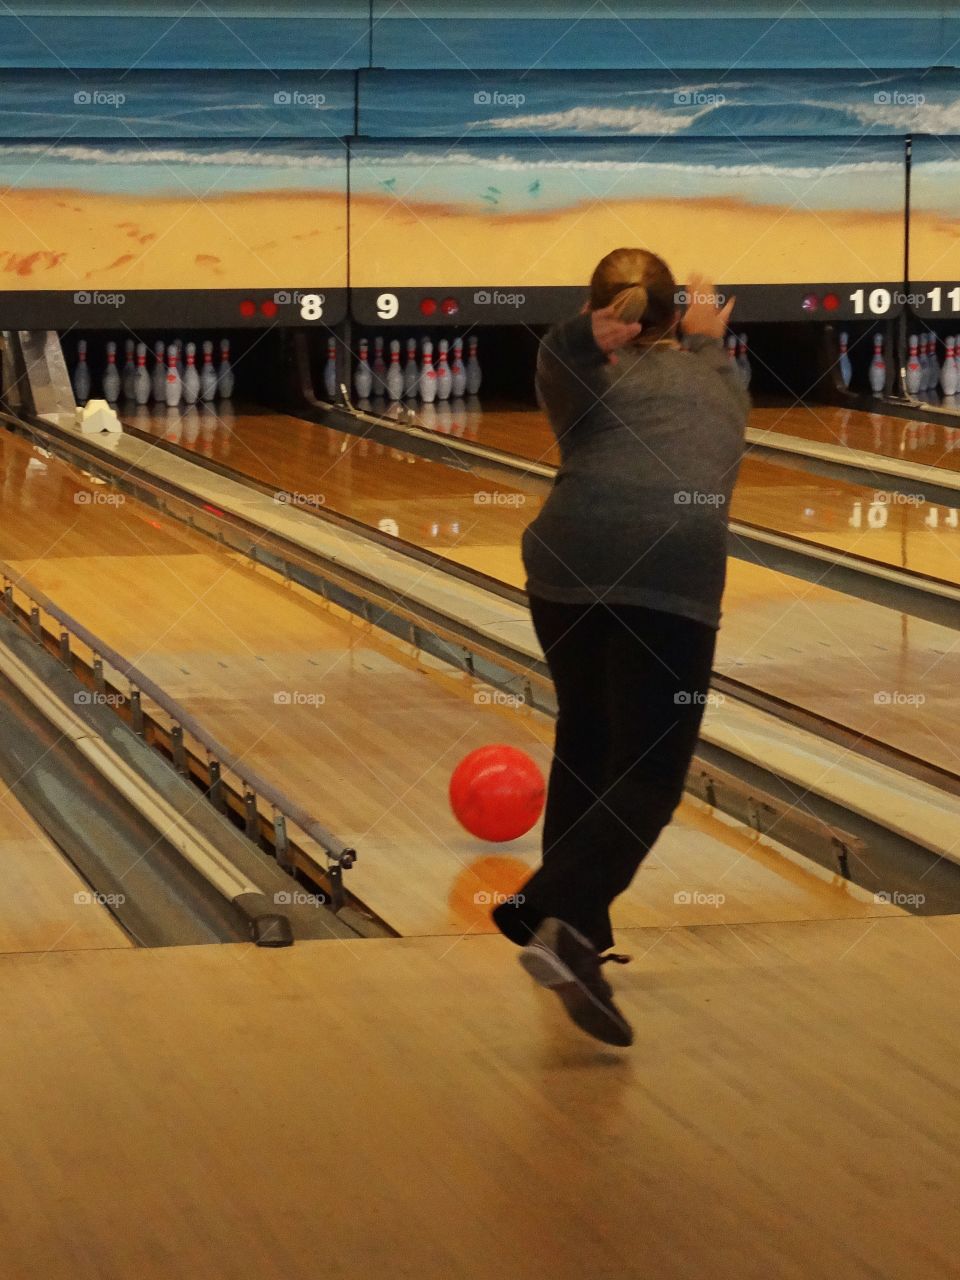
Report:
340,335,482,404
904,332,959,399
859,330,960,399
73,337,234,408
724,333,751,389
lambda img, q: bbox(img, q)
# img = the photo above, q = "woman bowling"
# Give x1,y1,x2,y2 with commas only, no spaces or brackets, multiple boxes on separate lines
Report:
493,248,749,1046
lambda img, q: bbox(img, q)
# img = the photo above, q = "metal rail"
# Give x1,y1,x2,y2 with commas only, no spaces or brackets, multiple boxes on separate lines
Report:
0,561,358,905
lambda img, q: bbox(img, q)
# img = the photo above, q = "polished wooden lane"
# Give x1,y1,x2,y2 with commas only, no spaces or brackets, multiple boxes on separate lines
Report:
751,401,960,475
3,916,959,1278
125,399,960,591
0,427,899,939
116,402,960,775
0,787,130,954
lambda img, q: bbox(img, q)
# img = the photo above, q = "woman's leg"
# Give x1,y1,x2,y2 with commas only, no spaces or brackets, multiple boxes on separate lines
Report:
492,596,612,946
521,604,717,953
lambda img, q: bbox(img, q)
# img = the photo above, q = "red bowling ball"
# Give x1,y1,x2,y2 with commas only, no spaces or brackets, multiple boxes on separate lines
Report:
449,745,545,843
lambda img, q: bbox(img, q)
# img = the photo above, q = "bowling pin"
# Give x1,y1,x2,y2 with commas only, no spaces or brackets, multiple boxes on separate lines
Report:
838,331,852,389
354,338,373,399
73,338,90,404
736,332,751,389
182,341,200,405
133,342,151,405
436,338,453,400
102,340,120,402
450,337,467,398
942,336,959,397
419,339,438,403
917,334,930,392
217,338,234,398
905,335,922,395
868,333,886,395
386,339,404,401
927,332,940,393
121,338,136,399
371,335,387,397
403,338,419,398
466,335,482,396
726,333,737,367
174,338,184,381
152,340,166,401
165,342,182,408
199,340,217,401
323,337,338,401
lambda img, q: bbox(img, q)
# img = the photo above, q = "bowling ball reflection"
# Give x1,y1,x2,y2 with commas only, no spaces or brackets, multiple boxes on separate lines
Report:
449,856,531,931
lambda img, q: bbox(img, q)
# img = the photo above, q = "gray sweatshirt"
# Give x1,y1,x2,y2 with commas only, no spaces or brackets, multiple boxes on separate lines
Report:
522,317,750,629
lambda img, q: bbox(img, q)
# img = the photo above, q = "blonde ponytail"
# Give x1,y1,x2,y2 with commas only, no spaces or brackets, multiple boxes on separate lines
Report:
608,284,649,324
589,247,677,343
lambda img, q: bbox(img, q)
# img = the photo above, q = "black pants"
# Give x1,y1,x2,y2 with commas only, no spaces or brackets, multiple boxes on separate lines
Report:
493,597,717,954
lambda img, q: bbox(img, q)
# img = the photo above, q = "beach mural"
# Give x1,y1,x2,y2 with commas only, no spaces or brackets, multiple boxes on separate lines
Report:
908,136,960,318
349,137,905,294
369,2,951,71
359,69,951,139
0,140,348,295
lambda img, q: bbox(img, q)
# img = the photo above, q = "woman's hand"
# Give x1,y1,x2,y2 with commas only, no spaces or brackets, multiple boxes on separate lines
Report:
589,305,644,355
681,274,736,341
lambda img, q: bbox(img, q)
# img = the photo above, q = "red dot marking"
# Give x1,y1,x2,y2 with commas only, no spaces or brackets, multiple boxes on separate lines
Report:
441,297,459,316
823,293,840,311
240,299,256,317
420,297,438,316
260,299,278,317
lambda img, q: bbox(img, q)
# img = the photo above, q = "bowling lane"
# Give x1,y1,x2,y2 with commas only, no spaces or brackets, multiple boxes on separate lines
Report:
0,785,131,954
111,400,960,777
390,398,960,587
124,400,960,589
0,426,899,938
750,402,960,475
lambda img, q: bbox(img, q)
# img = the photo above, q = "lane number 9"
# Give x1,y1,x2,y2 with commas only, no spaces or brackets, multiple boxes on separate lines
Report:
376,292,399,319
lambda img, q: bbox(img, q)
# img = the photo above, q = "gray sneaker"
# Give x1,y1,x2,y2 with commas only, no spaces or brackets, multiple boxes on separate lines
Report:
519,917,633,1047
